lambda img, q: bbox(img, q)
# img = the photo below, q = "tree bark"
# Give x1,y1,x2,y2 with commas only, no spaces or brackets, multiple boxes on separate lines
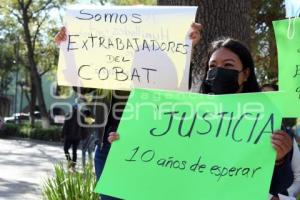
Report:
29,79,36,127
268,31,278,79
158,0,251,91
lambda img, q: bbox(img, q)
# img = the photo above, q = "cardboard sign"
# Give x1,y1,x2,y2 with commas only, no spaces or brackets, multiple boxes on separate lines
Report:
273,18,300,117
95,89,282,200
57,6,197,91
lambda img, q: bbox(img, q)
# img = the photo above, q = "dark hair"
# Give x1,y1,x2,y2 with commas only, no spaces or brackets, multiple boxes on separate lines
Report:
201,38,260,93
65,104,79,123
82,109,92,117
261,84,278,91
66,104,92,124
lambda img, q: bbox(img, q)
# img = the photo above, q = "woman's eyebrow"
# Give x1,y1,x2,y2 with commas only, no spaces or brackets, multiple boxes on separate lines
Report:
223,59,236,63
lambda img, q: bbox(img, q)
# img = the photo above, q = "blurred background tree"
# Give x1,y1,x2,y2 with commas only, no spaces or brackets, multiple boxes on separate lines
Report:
158,0,252,91
0,0,73,128
158,0,285,90
251,0,285,84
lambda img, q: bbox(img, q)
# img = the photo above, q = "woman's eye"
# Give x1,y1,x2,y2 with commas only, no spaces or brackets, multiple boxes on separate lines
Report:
224,63,234,67
209,64,216,68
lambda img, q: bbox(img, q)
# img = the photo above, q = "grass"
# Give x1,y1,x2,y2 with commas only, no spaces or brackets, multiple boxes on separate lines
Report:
42,162,98,200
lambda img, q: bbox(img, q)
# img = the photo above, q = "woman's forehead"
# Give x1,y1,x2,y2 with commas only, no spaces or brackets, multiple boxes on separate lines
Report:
209,48,241,63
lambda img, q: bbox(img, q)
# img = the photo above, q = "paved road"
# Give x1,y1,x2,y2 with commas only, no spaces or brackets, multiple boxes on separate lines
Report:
0,138,76,200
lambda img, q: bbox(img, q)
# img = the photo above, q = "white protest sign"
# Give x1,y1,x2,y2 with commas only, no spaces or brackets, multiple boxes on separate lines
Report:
57,6,197,91
285,0,300,17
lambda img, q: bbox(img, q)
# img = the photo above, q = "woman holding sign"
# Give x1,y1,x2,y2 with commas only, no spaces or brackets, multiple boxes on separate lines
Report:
198,38,294,199
108,34,295,199
55,22,201,200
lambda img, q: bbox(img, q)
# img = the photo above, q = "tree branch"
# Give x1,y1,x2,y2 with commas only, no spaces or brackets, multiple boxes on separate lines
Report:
25,0,33,10
34,0,54,17
6,6,23,25
39,68,51,77
32,14,48,51
11,11,23,25
18,0,24,10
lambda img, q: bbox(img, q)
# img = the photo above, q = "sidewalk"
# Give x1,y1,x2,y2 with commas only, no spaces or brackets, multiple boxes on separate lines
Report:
0,138,71,200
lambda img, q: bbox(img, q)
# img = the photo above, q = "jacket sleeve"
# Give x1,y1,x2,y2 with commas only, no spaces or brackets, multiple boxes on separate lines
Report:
269,147,294,196
287,140,300,197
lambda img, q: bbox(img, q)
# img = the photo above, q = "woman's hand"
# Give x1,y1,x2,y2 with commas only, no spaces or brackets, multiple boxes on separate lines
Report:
271,130,292,164
55,26,67,45
189,22,202,48
270,196,279,200
108,132,120,143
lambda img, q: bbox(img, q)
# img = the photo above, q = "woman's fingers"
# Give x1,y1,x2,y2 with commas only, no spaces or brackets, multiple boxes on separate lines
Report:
108,132,120,143
191,22,202,31
271,130,292,161
271,196,279,200
55,26,67,45
272,139,285,158
272,131,292,150
189,22,202,47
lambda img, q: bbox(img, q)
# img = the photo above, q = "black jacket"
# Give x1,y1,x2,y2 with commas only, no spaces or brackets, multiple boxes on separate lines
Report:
62,107,88,141
269,123,295,196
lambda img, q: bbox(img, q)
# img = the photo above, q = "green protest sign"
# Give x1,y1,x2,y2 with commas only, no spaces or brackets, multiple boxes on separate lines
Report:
273,18,300,117
264,91,300,117
95,88,282,200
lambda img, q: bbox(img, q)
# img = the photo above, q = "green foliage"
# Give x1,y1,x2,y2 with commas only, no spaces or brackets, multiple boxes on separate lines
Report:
0,36,17,93
0,123,62,141
0,123,20,138
1,0,64,72
110,0,156,5
42,163,98,200
30,126,62,141
250,0,285,83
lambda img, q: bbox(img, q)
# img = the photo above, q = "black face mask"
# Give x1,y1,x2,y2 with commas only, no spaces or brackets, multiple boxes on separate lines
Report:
203,67,241,94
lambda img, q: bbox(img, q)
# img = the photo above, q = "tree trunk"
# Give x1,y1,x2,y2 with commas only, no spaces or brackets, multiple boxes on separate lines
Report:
268,31,278,79
21,10,50,128
29,80,36,127
158,0,251,91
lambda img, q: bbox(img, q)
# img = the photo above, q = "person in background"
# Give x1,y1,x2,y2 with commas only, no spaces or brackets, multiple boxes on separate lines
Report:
73,87,99,169
261,84,300,198
62,104,90,171
81,108,97,168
